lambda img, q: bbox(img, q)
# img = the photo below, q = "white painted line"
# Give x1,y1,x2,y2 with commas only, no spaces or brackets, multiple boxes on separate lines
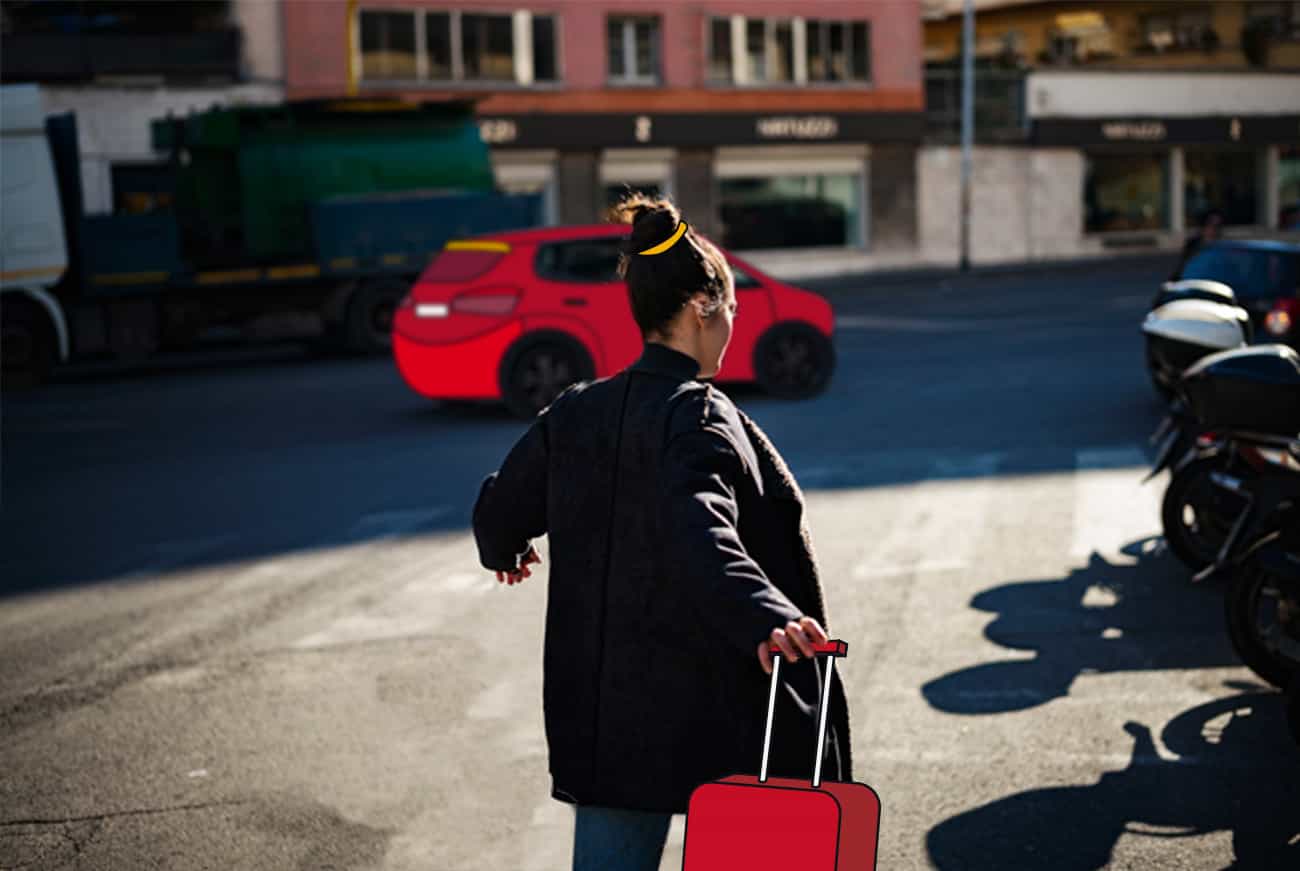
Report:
349,506,453,539
659,815,687,871
851,453,1001,581
1070,447,1161,561
119,534,238,580
835,315,975,333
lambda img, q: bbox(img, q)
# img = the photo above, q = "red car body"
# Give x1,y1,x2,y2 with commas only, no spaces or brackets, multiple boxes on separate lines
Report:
392,224,834,407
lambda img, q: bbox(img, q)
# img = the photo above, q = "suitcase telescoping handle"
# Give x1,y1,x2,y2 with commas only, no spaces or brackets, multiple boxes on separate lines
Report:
759,639,847,788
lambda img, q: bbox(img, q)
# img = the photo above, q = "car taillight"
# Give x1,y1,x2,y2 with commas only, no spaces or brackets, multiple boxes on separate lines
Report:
1264,298,1298,337
450,289,520,316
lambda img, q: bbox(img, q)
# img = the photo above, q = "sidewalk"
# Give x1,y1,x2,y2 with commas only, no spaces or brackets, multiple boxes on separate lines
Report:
786,251,1176,293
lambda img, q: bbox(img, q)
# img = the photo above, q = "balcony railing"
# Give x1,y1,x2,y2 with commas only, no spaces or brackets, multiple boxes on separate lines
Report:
925,67,1028,143
0,29,242,82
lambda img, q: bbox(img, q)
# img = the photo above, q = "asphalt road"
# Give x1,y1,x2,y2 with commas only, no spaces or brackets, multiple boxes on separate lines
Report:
2,257,1297,870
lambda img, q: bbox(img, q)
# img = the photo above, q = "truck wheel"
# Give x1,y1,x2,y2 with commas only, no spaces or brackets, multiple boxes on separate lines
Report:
754,322,836,399
346,279,409,354
500,334,593,419
1,295,57,387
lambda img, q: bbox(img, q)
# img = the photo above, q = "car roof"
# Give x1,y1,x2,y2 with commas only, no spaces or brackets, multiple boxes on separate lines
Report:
473,224,630,245
448,223,779,282
1206,239,1300,254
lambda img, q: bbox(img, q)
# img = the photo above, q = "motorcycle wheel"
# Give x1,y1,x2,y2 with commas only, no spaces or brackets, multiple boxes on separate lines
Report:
1161,454,1249,573
1224,563,1300,689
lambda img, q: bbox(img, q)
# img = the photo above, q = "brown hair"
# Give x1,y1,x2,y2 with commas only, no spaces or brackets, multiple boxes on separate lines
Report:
607,191,732,340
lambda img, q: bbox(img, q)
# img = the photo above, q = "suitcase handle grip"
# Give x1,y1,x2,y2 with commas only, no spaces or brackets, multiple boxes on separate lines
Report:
768,639,847,657
759,638,847,789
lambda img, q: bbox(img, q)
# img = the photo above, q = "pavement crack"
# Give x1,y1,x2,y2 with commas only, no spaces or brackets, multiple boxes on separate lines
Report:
0,798,250,828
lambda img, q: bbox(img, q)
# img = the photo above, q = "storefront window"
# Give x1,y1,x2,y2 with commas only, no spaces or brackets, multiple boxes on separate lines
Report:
1184,150,1258,227
1279,146,1300,230
719,174,861,250
1084,152,1169,233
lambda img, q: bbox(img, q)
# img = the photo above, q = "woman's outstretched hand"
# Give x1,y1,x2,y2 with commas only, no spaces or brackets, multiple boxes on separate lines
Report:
496,547,541,586
758,616,829,675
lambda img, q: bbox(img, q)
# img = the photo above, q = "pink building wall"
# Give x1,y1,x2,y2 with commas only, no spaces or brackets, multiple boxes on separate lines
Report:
283,0,923,112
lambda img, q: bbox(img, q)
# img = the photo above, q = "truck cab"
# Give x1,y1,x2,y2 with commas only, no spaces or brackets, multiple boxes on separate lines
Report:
1,83,71,385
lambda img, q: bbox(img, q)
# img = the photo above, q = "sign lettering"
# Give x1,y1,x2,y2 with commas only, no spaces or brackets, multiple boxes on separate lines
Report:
1100,121,1167,142
479,119,518,144
756,116,840,140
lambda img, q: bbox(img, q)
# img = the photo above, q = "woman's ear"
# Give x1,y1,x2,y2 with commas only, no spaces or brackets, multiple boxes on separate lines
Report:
690,292,710,324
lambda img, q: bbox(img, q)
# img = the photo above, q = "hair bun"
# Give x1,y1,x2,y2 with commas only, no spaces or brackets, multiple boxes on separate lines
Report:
607,191,681,255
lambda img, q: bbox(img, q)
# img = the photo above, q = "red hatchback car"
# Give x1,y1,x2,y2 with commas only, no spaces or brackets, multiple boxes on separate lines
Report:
392,224,836,418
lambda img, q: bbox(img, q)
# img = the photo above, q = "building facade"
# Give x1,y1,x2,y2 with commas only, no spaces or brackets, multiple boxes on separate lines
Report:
920,0,1300,265
0,0,286,215
282,0,926,271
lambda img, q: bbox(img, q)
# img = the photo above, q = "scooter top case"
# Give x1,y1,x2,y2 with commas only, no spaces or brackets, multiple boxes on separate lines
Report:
1153,279,1237,310
1143,298,1251,388
1182,343,1300,435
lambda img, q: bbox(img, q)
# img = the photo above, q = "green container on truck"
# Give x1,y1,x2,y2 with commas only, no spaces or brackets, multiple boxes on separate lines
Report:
0,86,543,383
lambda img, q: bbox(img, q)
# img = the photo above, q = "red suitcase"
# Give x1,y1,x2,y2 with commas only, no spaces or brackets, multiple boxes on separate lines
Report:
682,640,880,870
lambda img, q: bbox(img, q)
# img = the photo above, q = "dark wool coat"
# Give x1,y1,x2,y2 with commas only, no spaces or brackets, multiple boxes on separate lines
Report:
472,342,852,813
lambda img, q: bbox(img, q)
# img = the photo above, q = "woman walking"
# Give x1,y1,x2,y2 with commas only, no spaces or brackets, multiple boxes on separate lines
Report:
473,194,852,871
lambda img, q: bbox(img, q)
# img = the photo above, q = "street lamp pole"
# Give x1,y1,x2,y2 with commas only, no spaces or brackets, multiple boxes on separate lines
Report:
959,0,975,272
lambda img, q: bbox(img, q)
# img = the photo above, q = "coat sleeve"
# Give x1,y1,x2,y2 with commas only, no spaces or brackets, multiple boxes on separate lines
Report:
473,416,549,572
660,427,804,659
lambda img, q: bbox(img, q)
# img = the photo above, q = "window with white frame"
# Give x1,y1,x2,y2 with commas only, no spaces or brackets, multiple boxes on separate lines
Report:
358,8,558,84
806,19,870,82
707,16,869,86
608,16,660,84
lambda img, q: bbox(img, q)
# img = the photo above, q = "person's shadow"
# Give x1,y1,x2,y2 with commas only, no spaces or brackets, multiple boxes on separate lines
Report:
926,688,1300,870
922,538,1238,715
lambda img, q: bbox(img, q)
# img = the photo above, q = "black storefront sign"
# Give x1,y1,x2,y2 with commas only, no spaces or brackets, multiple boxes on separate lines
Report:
477,111,925,149
1034,115,1300,147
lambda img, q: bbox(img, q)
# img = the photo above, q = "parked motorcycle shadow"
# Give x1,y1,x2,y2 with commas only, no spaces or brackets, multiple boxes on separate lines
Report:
922,537,1238,715
926,689,1300,870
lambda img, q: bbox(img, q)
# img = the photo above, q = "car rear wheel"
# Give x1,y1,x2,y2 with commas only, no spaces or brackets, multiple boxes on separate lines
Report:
501,336,593,419
753,322,835,399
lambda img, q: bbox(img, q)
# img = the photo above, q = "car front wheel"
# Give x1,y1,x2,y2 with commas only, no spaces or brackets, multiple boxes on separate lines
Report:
753,322,835,399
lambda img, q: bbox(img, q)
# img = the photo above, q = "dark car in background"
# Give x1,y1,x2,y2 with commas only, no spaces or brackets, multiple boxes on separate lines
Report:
1173,240,1300,347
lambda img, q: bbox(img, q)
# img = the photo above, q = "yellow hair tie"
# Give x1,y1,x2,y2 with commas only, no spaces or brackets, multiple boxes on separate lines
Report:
638,221,688,256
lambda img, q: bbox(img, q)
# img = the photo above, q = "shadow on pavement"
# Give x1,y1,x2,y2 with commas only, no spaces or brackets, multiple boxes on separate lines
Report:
922,538,1237,715
926,689,1300,870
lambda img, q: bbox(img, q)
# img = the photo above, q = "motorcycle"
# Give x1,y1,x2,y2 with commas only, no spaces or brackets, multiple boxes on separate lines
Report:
1142,296,1251,402
1169,345,1300,689
1150,278,1237,310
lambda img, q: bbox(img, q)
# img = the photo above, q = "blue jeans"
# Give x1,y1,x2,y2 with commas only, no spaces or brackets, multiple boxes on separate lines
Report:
573,805,672,871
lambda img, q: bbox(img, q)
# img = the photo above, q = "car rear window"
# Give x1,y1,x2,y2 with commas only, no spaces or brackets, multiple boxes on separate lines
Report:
419,249,505,283
1182,247,1299,300
535,239,625,283
729,263,763,289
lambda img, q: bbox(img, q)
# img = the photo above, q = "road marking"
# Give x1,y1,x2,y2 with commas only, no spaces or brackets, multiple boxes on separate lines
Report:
851,453,1001,580
1070,447,1161,561
349,506,453,539
290,568,493,651
659,816,687,871
119,534,238,580
835,315,977,333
